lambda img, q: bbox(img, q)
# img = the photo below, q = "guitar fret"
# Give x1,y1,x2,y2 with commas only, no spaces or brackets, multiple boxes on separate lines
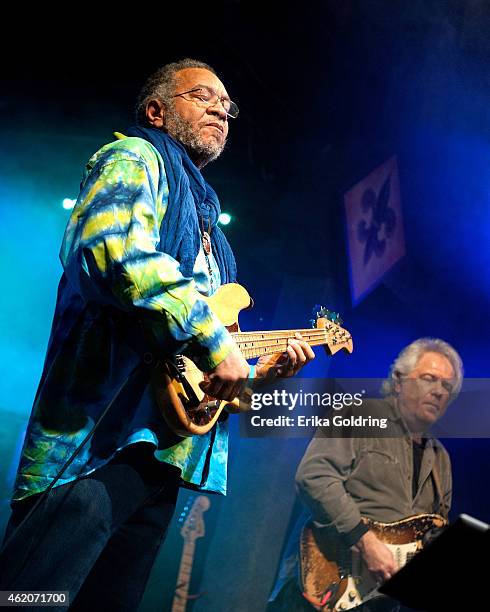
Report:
240,339,331,360
230,328,352,362
233,327,326,334
240,340,347,360
237,337,326,346
234,332,326,338
233,332,327,341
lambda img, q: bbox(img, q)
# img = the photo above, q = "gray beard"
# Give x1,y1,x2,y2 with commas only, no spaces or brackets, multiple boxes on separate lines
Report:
165,106,226,167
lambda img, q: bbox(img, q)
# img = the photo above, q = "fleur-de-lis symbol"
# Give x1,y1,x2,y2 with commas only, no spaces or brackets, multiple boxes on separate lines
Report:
357,173,396,265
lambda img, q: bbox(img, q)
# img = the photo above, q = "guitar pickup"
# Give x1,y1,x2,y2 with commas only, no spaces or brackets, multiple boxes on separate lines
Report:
174,355,186,373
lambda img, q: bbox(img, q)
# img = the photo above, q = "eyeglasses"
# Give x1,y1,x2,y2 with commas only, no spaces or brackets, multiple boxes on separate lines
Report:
417,374,455,396
172,86,239,118
398,374,454,396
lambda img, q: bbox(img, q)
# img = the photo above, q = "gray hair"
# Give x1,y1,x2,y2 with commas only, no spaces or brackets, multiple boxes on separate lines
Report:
135,58,217,125
381,337,464,399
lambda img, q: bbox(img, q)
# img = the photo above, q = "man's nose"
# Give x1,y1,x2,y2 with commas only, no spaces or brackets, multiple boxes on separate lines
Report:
430,380,444,398
207,100,228,120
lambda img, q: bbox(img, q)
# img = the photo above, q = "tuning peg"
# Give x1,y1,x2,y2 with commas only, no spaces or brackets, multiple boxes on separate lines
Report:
311,305,328,324
324,310,343,325
311,305,344,326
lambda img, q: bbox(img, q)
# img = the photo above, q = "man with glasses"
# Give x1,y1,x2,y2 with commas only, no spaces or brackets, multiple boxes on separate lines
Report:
0,59,314,609
269,338,463,611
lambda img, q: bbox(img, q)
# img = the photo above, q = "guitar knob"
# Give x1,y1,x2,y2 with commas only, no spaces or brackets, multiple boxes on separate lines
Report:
339,603,348,610
348,590,357,600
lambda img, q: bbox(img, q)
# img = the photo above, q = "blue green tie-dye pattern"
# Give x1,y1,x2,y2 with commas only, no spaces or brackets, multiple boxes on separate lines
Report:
12,136,236,501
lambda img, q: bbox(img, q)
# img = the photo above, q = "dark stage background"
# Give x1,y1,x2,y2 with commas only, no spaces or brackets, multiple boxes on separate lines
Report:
1,2,489,610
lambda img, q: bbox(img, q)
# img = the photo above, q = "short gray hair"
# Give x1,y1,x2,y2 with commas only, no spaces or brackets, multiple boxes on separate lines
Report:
135,58,217,125
381,337,464,399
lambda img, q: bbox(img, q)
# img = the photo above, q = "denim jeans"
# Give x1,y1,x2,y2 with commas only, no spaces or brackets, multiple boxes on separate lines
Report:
0,442,180,611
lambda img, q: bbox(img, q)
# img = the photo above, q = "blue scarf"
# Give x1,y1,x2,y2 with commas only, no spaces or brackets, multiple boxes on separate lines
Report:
125,126,237,284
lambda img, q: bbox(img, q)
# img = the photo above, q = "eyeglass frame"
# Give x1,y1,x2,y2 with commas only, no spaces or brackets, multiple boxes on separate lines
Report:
172,85,239,118
398,373,455,397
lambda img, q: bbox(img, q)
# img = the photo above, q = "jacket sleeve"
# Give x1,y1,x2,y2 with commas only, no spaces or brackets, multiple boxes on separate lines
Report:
60,145,235,372
438,445,452,519
295,435,367,542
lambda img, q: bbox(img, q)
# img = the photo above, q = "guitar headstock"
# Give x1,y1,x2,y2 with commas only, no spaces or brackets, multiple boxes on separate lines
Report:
178,495,211,542
311,305,354,355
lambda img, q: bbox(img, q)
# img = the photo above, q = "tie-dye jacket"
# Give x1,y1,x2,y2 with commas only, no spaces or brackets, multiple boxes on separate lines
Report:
12,135,237,501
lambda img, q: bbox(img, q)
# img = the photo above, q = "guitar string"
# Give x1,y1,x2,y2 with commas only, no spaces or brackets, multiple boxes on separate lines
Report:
233,335,329,347
231,332,349,357
232,328,341,336
235,343,348,357
231,330,349,340
231,332,339,345
234,339,331,350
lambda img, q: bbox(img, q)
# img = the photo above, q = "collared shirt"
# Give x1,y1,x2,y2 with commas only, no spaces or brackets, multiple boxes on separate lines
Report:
12,136,236,502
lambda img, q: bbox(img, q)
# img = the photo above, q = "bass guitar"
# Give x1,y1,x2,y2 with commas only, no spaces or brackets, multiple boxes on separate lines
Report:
152,283,353,437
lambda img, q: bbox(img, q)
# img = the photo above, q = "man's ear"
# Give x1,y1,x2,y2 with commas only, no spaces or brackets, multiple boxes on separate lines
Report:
146,99,166,128
393,371,402,395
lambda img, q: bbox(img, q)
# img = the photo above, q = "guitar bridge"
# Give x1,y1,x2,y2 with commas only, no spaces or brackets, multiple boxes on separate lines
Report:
188,400,219,417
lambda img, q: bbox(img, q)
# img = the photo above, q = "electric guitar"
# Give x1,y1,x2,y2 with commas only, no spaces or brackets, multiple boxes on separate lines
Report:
299,513,447,610
152,283,353,436
172,495,210,612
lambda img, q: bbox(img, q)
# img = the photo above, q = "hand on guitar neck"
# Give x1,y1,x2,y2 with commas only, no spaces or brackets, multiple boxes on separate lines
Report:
352,531,398,583
199,333,315,402
256,332,316,378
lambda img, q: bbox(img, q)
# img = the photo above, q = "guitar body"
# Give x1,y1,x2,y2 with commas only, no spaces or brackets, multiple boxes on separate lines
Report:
152,355,231,437
152,283,353,437
299,514,447,611
152,283,251,437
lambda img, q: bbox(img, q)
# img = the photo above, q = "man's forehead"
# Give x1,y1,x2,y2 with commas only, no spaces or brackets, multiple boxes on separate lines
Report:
412,351,455,376
174,68,227,95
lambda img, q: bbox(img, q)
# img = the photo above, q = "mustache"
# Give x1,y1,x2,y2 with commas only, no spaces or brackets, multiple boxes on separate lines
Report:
200,120,226,133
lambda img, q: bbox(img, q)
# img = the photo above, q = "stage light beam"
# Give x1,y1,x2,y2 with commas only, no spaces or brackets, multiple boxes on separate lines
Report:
218,212,232,225
62,198,76,210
